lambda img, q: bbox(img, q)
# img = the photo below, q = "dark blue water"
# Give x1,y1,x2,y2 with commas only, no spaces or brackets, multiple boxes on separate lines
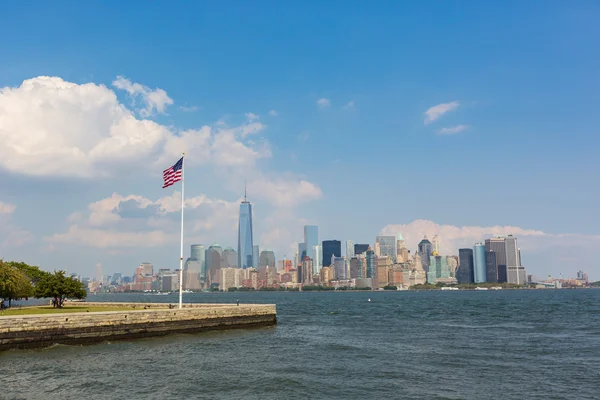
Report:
1,290,599,399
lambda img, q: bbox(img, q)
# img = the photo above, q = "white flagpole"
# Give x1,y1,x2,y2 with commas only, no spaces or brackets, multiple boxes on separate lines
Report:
178,153,185,309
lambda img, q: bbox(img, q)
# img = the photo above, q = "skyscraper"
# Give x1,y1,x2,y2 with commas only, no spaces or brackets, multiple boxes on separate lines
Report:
354,244,369,255
237,188,254,269
252,245,260,268
485,251,497,283
346,240,355,259
485,237,507,283
313,245,322,274
206,244,223,287
223,247,238,268
418,236,433,272
473,243,486,283
304,225,319,266
376,236,396,261
322,240,341,267
259,249,276,269
333,256,347,281
457,248,474,284
505,235,526,284
366,248,376,279
298,243,307,264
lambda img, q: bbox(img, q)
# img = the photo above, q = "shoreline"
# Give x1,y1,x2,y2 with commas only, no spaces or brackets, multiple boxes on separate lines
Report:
0,302,276,351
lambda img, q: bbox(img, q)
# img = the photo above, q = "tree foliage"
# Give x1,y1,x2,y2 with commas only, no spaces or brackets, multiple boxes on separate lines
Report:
0,260,34,306
34,270,87,308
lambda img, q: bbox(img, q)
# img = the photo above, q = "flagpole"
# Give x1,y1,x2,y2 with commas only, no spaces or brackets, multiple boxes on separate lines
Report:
179,153,185,309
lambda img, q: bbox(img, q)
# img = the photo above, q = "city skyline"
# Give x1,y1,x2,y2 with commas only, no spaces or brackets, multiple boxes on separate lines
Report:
0,2,598,280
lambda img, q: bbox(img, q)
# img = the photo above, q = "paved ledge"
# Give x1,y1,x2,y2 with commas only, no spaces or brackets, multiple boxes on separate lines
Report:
0,302,276,351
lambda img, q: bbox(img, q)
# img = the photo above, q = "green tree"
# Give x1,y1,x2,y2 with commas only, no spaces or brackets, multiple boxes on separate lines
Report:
7,261,48,284
34,270,87,308
0,260,34,307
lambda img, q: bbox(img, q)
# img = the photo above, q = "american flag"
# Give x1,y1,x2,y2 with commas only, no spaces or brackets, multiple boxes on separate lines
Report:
162,157,183,188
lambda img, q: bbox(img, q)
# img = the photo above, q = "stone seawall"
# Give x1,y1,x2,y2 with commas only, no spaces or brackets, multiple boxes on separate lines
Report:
0,303,276,351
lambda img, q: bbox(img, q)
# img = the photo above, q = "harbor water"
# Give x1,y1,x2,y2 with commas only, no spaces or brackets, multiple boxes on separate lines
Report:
1,289,599,399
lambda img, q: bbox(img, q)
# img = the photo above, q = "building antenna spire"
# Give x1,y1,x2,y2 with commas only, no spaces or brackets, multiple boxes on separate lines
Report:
244,181,247,201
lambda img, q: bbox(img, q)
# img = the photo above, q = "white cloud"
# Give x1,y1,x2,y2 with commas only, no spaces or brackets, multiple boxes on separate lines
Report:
380,219,600,279
268,110,278,117
0,201,16,214
424,101,460,124
343,101,355,110
112,75,173,117
437,125,469,135
0,76,270,177
317,98,331,109
248,176,323,208
179,105,199,112
245,112,259,122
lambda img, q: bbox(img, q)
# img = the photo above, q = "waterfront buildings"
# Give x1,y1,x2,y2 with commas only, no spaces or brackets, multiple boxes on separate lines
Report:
332,256,348,281
505,235,527,284
366,248,376,279
457,248,474,284
313,245,322,274
252,245,259,268
223,247,238,269
427,255,453,284
322,240,341,267
237,190,254,269
473,243,486,283
206,243,223,287
485,237,507,283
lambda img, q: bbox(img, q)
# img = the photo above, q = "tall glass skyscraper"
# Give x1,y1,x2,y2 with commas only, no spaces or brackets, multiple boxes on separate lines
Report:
457,248,474,284
304,225,319,265
418,236,433,273
190,244,206,282
237,190,254,269
473,243,487,283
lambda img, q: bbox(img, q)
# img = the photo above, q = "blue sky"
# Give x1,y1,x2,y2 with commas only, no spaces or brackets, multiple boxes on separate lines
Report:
0,1,598,280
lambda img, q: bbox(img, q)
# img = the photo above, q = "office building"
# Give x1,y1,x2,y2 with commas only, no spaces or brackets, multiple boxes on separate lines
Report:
298,243,307,264
457,248,474,284
485,237,507,283
252,245,260,268
349,255,365,279
139,263,153,277
333,256,347,281
366,248,376,279
304,225,319,267
418,236,433,273
259,249,276,269
223,247,238,268
354,244,370,255
206,243,223,287
473,243,486,283
485,251,497,283
427,255,452,284
237,188,254,269
346,240,355,259
376,236,397,262
300,257,314,284
505,235,526,284
313,245,322,274
322,240,341,267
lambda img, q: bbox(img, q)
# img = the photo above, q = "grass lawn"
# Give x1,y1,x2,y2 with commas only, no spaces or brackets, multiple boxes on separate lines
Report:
0,306,159,316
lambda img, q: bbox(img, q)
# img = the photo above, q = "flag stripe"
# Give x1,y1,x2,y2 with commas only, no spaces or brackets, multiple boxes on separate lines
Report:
162,157,184,188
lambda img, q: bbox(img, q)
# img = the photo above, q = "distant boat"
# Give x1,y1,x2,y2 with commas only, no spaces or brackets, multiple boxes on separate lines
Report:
441,287,459,291
490,286,503,290
367,298,372,302
475,287,488,291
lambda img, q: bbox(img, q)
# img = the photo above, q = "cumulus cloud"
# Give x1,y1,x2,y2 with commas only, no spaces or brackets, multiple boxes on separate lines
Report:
424,101,460,124
380,219,600,279
438,125,469,135
112,75,173,117
0,76,270,177
0,201,16,214
248,176,323,208
179,105,199,112
317,98,331,109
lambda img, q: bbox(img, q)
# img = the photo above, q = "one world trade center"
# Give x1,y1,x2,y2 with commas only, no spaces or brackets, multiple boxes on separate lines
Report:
238,186,254,269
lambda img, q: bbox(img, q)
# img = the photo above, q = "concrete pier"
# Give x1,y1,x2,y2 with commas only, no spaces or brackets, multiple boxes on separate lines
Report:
0,302,276,351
